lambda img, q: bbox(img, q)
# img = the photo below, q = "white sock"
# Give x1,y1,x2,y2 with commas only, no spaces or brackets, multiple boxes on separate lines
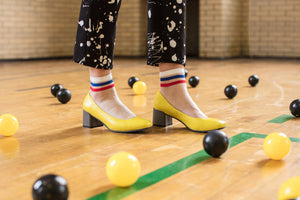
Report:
90,74,136,119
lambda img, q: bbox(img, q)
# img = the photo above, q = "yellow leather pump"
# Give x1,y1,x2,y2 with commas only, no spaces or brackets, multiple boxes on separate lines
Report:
83,93,152,133
153,91,226,132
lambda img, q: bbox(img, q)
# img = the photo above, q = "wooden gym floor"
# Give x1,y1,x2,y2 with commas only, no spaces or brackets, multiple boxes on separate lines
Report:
0,58,299,200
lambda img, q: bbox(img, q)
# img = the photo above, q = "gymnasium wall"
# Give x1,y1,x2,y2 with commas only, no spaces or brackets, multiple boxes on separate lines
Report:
0,0,299,60
0,0,79,60
247,0,300,58
0,0,147,60
115,1,147,56
199,0,300,59
199,0,223,58
199,0,243,58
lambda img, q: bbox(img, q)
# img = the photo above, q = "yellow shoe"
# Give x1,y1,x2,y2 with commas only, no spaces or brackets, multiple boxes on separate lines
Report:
83,93,152,133
153,91,226,132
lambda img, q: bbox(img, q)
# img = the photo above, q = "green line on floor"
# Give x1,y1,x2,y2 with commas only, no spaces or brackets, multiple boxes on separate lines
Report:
290,137,300,142
267,114,294,124
87,132,300,200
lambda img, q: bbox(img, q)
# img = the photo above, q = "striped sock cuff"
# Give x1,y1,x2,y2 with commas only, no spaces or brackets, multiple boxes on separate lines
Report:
90,74,115,92
160,68,186,87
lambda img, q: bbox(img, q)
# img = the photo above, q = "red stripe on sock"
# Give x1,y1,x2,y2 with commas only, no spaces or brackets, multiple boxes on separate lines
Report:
90,84,115,92
160,80,186,87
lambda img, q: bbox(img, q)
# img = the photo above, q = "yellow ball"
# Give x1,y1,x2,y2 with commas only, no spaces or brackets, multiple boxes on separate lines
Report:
263,132,291,160
132,81,147,95
278,177,300,200
106,152,141,187
0,114,19,136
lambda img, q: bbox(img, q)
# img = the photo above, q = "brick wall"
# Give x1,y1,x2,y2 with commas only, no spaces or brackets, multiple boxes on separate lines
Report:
0,0,147,60
247,0,300,58
199,0,224,58
199,0,300,58
1,0,299,60
199,0,246,58
221,0,243,58
0,0,79,60
115,0,147,56
241,1,250,56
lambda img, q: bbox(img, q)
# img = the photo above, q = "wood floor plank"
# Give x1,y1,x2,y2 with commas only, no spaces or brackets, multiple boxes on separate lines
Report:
0,58,299,199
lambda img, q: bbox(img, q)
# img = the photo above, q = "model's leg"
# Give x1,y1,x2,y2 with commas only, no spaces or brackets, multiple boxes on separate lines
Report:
73,0,152,133
149,0,225,132
73,0,135,120
147,0,205,118
74,0,121,69
159,63,206,118
89,68,135,119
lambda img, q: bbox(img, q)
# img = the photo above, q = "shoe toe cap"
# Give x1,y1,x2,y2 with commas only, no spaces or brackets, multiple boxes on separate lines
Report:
135,117,152,129
208,118,226,129
192,118,226,132
218,120,226,128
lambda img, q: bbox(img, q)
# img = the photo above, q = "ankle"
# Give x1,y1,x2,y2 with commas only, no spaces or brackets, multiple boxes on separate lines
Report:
158,67,206,118
90,88,114,102
159,67,187,97
159,63,184,72
88,73,131,118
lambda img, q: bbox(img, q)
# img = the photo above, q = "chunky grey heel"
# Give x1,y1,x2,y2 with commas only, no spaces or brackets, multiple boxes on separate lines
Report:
83,110,104,128
153,108,173,127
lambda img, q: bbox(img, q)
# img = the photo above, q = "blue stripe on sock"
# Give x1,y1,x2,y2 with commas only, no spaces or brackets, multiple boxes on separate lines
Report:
160,74,185,81
91,79,113,87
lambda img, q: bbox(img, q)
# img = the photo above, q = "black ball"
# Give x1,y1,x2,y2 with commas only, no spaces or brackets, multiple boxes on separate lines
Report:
188,76,199,87
224,85,237,99
128,76,139,88
32,174,69,200
57,89,72,104
290,99,300,117
248,75,259,87
184,69,188,77
203,130,229,158
51,84,63,97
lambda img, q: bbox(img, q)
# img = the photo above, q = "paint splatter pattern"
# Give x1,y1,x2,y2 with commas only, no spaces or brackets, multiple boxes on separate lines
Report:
74,0,121,69
147,0,186,66
74,0,186,69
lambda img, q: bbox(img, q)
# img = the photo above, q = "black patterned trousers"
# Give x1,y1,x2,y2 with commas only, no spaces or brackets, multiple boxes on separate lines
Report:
73,0,186,69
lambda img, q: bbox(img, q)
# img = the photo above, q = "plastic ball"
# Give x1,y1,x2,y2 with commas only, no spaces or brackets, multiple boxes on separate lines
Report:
0,114,19,136
57,89,72,104
51,84,64,97
224,85,238,99
290,99,300,117
188,76,199,87
184,69,188,77
32,174,69,200
128,76,139,88
263,132,291,160
203,130,229,158
278,177,300,200
248,75,259,87
132,81,147,95
106,152,141,187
